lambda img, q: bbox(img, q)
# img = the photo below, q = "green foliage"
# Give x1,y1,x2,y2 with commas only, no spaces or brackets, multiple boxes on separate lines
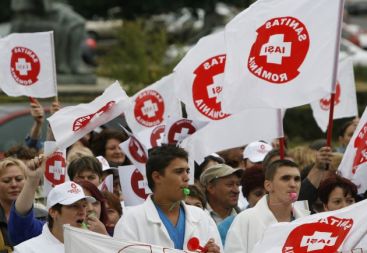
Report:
354,65,367,82
0,0,11,22
97,20,178,95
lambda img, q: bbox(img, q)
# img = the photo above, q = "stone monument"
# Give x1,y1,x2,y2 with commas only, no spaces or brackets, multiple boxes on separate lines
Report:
10,0,96,84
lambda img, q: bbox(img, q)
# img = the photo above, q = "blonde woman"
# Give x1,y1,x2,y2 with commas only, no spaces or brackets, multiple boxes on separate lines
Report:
0,157,28,252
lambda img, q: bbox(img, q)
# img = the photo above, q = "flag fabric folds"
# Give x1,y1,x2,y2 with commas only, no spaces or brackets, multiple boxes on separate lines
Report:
221,0,343,112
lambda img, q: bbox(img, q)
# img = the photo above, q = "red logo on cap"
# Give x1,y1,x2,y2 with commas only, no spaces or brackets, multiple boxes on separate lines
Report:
352,122,367,174
10,47,41,86
131,169,149,199
72,101,115,131
282,216,353,253
319,83,341,111
129,136,148,163
248,17,310,84
192,54,230,120
134,90,165,127
45,151,66,187
150,125,165,147
167,119,196,144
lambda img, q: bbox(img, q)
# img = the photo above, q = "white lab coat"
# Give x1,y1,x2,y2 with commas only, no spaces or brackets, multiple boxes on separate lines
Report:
14,224,64,253
114,195,223,252
224,195,310,253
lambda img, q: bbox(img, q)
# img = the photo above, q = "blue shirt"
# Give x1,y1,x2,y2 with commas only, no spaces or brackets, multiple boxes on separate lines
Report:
217,215,235,247
8,203,44,245
155,204,186,250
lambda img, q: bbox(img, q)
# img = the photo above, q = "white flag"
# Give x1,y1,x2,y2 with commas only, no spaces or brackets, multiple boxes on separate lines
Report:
311,58,358,132
43,141,67,196
135,124,166,150
0,32,57,98
64,225,186,253
180,108,280,164
118,165,151,206
48,81,129,149
222,0,343,112
174,31,231,121
251,200,367,253
163,117,208,145
338,106,367,194
98,174,113,193
125,74,182,133
119,136,148,175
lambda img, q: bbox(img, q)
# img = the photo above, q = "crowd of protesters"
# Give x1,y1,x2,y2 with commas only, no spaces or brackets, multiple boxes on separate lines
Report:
0,99,363,253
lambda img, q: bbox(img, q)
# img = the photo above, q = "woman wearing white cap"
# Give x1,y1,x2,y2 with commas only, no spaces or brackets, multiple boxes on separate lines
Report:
14,181,95,253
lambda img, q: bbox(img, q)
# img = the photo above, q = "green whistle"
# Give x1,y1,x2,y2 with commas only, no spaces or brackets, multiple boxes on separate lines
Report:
183,188,190,196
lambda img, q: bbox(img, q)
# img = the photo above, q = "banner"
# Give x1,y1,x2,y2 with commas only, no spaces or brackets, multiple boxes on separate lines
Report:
48,81,129,149
119,136,148,175
221,0,343,112
311,57,358,132
135,124,166,150
251,200,367,253
338,106,367,194
64,225,187,253
125,74,182,134
43,141,67,196
118,165,151,206
174,31,230,121
0,32,57,98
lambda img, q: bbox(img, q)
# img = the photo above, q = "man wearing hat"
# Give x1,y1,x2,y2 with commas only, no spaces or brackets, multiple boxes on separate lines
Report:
200,164,243,224
14,181,95,253
243,141,272,169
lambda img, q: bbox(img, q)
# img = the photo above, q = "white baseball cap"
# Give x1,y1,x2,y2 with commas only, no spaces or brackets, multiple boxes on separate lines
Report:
46,181,96,209
243,141,273,163
96,156,116,171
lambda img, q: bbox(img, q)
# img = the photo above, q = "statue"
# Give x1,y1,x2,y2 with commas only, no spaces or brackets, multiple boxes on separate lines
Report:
10,0,96,84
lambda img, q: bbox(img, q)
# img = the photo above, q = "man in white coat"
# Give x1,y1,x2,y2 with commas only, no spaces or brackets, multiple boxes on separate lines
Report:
114,145,222,252
225,159,310,253
14,181,95,253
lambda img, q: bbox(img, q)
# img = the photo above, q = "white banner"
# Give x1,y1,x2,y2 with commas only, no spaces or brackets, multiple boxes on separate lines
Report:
180,108,280,165
43,141,67,196
118,165,151,206
125,74,182,133
48,81,129,149
135,124,166,150
311,57,358,132
0,32,57,98
252,200,367,253
222,0,343,112
64,225,187,253
174,31,231,121
338,106,367,194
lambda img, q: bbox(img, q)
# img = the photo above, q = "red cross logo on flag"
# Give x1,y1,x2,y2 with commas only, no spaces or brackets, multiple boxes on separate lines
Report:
72,101,115,131
192,54,230,120
10,47,41,86
150,125,165,147
134,90,165,127
45,151,66,186
352,123,367,173
130,169,149,199
319,83,341,111
282,216,353,253
248,17,310,84
129,136,148,164
167,119,197,144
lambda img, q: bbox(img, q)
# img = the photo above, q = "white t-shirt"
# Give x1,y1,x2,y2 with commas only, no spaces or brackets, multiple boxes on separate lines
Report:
14,224,64,253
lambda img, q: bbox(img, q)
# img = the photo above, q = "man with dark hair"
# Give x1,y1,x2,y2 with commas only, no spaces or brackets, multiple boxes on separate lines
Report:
114,145,222,252
225,160,310,253
14,181,95,253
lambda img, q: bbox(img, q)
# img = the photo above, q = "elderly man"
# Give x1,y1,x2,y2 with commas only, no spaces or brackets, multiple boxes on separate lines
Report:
200,164,243,224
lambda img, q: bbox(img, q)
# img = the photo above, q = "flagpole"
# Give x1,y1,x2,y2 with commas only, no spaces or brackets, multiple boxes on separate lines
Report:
49,31,58,103
277,108,285,159
326,0,344,148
